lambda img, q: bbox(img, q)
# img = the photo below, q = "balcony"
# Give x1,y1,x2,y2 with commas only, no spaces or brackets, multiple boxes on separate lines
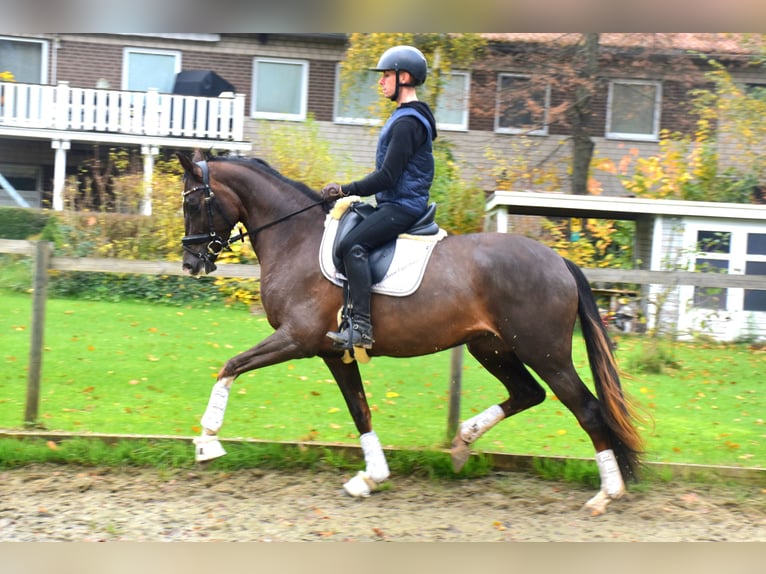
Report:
0,81,249,148
0,81,251,212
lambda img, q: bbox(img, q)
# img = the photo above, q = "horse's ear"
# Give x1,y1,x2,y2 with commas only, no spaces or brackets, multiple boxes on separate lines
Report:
192,148,207,162
176,152,203,181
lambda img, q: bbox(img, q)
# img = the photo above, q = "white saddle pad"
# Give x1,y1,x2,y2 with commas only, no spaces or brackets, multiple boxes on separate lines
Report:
319,197,447,297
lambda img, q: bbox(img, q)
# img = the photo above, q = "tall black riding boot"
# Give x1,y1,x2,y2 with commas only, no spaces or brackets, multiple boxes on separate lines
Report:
327,245,374,349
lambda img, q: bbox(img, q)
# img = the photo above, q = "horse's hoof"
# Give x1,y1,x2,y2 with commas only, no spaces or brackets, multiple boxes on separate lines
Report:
193,436,227,462
583,489,611,516
450,439,471,473
343,471,377,498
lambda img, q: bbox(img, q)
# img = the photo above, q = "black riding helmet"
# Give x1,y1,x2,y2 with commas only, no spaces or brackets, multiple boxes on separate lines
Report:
370,45,428,101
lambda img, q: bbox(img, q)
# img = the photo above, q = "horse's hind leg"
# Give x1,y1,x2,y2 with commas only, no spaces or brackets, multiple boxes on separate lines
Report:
451,340,546,472
323,356,390,498
533,361,627,514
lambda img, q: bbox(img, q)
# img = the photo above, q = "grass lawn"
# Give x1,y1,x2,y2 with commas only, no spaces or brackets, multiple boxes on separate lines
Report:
1,291,763,468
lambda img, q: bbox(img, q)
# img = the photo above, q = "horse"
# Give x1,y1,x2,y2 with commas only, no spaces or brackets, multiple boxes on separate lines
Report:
176,149,643,515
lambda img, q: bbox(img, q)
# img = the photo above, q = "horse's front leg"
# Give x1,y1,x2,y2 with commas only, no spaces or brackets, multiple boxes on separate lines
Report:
323,356,389,497
194,329,306,462
194,374,236,461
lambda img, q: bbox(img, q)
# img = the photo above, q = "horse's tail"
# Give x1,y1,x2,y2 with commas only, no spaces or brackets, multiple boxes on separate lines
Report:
564,258,643,481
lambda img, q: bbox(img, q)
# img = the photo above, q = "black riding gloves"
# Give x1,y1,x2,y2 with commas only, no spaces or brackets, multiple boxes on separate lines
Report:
321,183,345,202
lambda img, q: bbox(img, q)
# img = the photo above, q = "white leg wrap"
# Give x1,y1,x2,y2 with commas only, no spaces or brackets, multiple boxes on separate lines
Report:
342,432,389,498
360,431,390,483
200,378,232,433
193,434,227,462
459,404,505,445
343,471,377,498
595,449,625,498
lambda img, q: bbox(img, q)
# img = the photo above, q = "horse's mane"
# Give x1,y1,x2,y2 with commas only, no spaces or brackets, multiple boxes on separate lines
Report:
207,154,322,203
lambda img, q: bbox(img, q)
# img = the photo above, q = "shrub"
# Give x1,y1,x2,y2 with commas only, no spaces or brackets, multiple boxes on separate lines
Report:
0,207,51,239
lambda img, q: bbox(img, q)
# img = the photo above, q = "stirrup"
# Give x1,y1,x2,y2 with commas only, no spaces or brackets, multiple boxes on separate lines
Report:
326,324,374,350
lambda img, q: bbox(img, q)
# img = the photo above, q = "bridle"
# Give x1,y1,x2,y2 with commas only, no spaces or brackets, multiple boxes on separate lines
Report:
181,159,324,273
181,160,242,274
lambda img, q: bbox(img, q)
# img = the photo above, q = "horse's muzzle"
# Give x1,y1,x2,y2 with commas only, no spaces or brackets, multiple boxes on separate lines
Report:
182,251,217,276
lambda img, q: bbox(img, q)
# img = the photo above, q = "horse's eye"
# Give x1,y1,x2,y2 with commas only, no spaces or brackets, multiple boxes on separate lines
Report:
184,195,202,214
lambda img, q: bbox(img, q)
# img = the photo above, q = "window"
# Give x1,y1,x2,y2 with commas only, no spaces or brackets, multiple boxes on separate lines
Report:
334,67,379,125
606,80,662,141
434,71,470,131
0,164,41,191
122,48,181,92
692,230,731,310
0,36,48,83
744,233,766,312
252,58,308,121
495,74,550,135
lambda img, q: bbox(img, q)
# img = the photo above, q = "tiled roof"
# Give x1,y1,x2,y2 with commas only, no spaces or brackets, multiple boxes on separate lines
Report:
480,33,763,56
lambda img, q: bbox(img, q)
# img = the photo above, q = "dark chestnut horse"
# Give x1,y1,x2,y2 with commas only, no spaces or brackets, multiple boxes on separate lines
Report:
177,150,642,514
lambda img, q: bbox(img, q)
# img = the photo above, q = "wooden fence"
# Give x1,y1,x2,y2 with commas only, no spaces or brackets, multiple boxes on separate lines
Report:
2,238,766,432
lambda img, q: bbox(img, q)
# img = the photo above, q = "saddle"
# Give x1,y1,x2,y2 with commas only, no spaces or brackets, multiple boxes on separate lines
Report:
332,201,440,283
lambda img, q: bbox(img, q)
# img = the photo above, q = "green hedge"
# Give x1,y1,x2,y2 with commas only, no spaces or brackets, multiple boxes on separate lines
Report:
0,207,51,239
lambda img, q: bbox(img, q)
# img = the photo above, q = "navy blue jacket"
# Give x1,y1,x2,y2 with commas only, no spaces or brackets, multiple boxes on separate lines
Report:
343,101,437,217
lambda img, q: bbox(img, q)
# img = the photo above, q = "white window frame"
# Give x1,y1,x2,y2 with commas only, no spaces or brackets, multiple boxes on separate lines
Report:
0,36,48,84
251,57,308,121
677,220,766,339
435,71,470,132
743,230,766,313
680,221,766,312
333,65,380,126
494,73,550,136
606,79,662,141
121,47,181,92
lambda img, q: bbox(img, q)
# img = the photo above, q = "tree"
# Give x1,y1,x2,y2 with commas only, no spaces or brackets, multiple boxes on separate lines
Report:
340,33,487,118
569,33,599,196
470,34,718,196
600,51,766,203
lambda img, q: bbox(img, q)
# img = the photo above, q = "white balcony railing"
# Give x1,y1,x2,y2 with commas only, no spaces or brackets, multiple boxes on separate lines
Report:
0,81,246,141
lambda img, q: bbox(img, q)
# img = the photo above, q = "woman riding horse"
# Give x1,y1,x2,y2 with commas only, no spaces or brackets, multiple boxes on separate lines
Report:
321,45,437,351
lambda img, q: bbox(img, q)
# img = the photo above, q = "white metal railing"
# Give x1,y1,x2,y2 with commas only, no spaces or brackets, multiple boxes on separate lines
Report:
0,81,246,141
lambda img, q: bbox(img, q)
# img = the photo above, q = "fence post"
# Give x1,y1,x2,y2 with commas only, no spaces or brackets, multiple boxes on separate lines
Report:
446,345,464,444
25,240,51,426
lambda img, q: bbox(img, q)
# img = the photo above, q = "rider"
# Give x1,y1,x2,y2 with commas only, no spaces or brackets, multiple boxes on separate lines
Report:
321,45,437,350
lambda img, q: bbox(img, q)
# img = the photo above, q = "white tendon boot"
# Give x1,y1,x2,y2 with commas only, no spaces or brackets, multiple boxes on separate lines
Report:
193,378,232,462
451,404,505,472
459,404,505,444
343,431,390,498
584,449,626,515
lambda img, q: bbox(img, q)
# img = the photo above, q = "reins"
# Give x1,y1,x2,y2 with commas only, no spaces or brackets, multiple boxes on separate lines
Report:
181,159,324,272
